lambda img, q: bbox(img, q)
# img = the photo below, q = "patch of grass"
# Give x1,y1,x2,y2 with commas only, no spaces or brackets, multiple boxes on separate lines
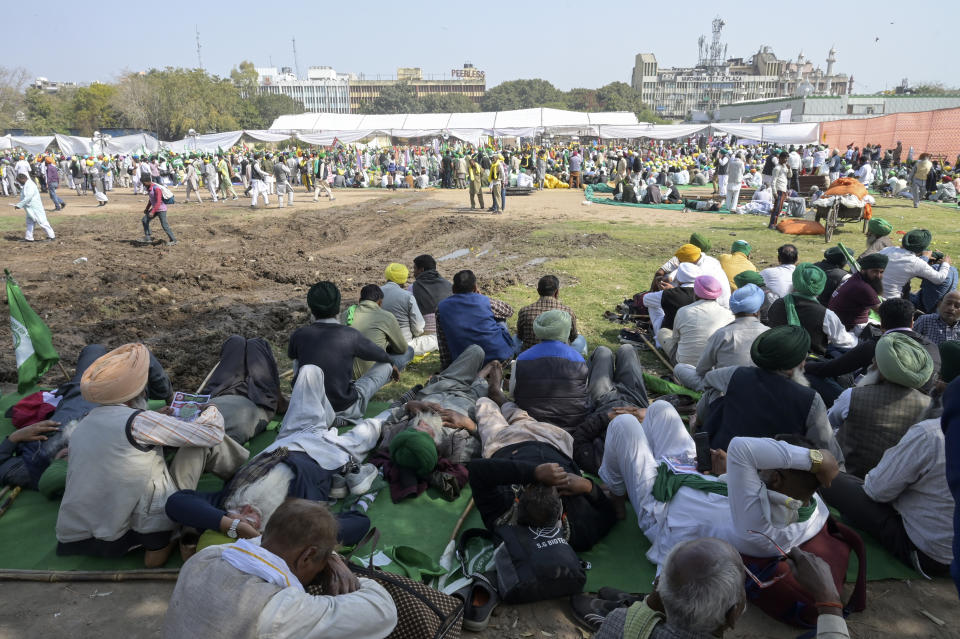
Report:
371,197,959,399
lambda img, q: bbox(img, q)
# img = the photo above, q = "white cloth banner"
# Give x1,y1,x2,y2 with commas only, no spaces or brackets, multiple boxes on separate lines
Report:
0,135,10,150
598,124,709,140
711,122,819,145
243,130,295,143
163,131,243,153
9,136,55,153
295,130,375,146
54,134,93,156
107,133,160,154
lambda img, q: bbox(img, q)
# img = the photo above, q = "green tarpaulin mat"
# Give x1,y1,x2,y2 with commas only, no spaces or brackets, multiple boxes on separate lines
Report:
643,373,702,401
585,185,733,213
0,387,925,589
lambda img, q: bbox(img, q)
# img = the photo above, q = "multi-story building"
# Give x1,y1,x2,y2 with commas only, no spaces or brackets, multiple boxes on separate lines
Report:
33,77,82,93
256,66,351,113
631,17,849,120
713,94,960,123
348,64,485,112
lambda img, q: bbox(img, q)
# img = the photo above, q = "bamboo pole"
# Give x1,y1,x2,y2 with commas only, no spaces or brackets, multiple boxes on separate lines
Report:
0,487,22,518
637,332,675,374
194,361,220,394
0,569,180,582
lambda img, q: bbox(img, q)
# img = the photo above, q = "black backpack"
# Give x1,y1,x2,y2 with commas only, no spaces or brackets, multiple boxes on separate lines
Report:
458,526,586,604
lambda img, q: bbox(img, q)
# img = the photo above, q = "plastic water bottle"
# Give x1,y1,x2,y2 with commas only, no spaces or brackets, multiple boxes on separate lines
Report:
73,257,88,264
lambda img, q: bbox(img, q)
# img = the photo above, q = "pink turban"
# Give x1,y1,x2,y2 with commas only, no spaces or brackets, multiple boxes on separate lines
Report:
80,343,150,404
693,275,722,300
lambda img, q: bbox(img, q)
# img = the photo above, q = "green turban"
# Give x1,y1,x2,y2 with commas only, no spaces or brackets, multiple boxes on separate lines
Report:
875,332,933,389
37,458,68,500
533,309,572,343
690,232,712,252
751,325,810,370
858,253,889,270
792,263,827,298
734,270,765,288
823,246,847,267
307,281,341,318
939,341,960,383
868,218,892,237
902,229,932,253
390,429,438,477
731,240,751,256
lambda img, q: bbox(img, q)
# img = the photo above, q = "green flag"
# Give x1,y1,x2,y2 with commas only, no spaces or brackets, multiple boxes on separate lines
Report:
5,270,59,392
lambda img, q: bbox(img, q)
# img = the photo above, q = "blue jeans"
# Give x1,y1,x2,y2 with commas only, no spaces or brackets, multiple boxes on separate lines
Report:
339,362,392,421
389,346,415,371
912,264,959,314
142,209,176,241
48,183,64,209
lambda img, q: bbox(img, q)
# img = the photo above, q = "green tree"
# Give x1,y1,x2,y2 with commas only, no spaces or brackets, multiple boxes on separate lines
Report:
480,79,564,111
230,60,259,95
22,87,73,134
249,93,304,128
417,93,479,113
71,83,121,135
361,81,420,114
564,88,600,112
0,66,28,130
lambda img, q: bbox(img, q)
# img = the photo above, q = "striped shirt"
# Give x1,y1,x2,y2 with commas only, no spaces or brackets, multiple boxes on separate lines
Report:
130,406,225,448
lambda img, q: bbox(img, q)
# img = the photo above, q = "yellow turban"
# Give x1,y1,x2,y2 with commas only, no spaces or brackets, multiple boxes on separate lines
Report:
384,263,409,285
80,343,150,405
675,243,702,264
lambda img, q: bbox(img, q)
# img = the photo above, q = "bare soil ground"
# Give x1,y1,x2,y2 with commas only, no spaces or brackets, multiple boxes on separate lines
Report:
0,186,958,638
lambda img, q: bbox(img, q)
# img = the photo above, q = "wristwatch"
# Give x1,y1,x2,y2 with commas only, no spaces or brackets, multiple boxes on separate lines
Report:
226,519,241,539
809,449,824,474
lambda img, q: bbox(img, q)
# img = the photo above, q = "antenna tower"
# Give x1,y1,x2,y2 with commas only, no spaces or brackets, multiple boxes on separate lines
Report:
292,38,301,79
195,26,203,71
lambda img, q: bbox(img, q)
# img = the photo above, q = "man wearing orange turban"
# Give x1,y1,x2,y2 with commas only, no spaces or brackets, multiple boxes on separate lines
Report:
56,343,249,567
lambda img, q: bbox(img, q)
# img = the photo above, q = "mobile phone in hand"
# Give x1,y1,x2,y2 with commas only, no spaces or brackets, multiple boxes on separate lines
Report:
694,432,712,473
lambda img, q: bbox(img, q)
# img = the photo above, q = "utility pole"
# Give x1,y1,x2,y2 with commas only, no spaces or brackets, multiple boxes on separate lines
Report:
292,38,301,79
195,26,203,71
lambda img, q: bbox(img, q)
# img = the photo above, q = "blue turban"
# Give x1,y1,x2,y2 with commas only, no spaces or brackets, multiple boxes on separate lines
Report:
729,284,765,315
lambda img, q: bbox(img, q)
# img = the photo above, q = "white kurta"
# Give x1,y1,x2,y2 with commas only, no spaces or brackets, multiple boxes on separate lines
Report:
16,179,55,240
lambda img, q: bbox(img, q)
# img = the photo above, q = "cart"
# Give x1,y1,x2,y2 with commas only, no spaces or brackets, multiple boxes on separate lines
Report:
814,200,867,242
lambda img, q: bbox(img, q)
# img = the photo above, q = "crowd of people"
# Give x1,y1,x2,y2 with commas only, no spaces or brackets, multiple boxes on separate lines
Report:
4,209,960,638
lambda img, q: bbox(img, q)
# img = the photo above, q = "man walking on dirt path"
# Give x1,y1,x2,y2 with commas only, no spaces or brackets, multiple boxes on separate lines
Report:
140,176,177,246
12,173,55,242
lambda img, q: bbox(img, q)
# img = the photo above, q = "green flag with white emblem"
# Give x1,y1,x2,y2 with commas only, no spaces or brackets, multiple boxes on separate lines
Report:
5,269,59,393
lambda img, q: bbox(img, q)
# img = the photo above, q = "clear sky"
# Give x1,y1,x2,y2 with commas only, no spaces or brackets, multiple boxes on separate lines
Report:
8,0,954,95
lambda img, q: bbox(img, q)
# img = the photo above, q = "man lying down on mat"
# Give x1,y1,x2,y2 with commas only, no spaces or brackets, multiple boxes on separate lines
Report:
166,363,389,554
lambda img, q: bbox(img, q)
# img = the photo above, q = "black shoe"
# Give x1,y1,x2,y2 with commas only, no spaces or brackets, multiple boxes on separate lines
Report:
389,384,424,408
597,586,646,606
618,328,647,345
569,593,622,632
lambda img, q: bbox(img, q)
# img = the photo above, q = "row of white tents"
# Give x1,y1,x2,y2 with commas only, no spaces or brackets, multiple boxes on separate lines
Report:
1,108,821,155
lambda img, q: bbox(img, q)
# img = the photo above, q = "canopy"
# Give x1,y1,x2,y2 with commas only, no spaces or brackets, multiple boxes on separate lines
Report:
711,122,820,145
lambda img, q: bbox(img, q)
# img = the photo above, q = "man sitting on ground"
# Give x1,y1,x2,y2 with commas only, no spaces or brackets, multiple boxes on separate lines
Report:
600,399,840,565
381,263,437,355
516,275,585,355
860,217,895,259
162,499,397,639
342,284,414,379
436,270,515,368
914,290,960,346
199,335,282,445
288,282,399,422
760,244,799,300
586,538,849,638
828,253,887,333
699,326,844,461
822,414,954,578
166,364,386,550
813,247,851,306
657,235,730,308
1,343,172,492
643,263,700,340
466,364,618,552
830,333,934,478
734,270,775,324
410,254,453,335
673,284,769,392
878,229,952,300
512,310,590,433
768,263,857,357
718,240,756,291
659,275,733,367
806,299,940,406
56,344,249,567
